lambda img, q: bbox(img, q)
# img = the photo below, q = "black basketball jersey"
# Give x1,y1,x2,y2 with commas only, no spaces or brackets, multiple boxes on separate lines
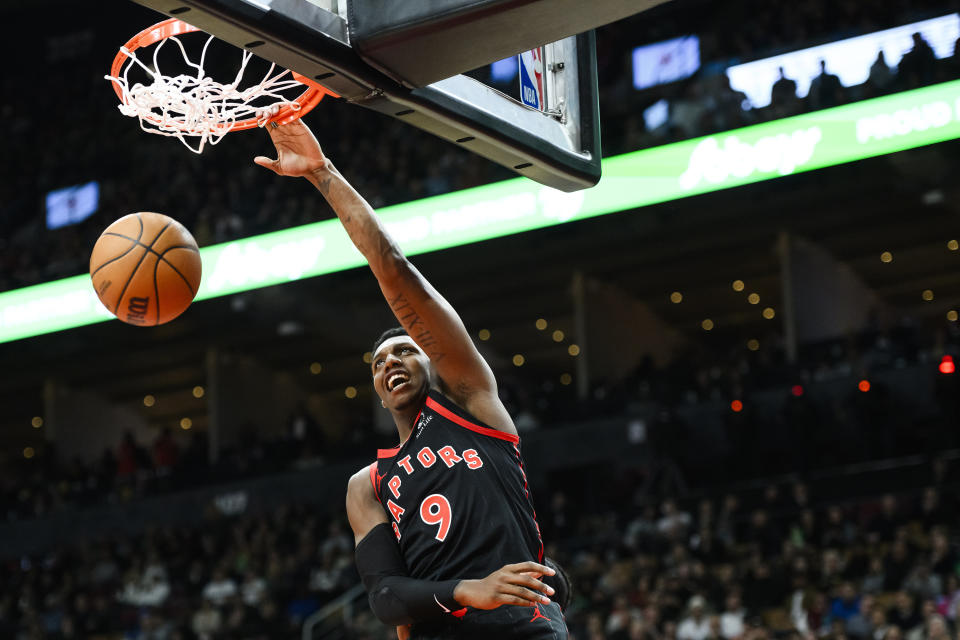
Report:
369,390,544,582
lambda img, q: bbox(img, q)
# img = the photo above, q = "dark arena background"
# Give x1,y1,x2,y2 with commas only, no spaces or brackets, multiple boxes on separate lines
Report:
3,0,960,638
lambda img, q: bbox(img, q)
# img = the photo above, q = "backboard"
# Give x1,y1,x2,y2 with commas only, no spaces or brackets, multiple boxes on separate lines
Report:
123,0,664,191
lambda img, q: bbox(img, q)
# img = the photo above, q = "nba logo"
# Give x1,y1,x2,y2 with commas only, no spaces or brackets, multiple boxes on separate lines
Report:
519,47,545,110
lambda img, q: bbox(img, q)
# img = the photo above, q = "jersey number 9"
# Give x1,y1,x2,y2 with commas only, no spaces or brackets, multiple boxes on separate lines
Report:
419,494,452,541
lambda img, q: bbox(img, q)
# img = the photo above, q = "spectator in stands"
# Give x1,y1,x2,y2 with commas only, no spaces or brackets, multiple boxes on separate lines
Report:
907,600,941,640
870,605,892,640
808,59,844,109
925,615,950,640
822,506,854,549
945,36,960,80
746,509,782,558
863,556,888,595
309,552,343,598
715,494,742,548
744,559,785,611
241,568,268,607
202,567,238,606
833,582,863,623
890,592,921,631
935,575,960,621
898,33,938,87
658,499,693,541
869,495,901,543
887,543,915,592
868,51,896,94
847,594,877,639
885,626,905,640
546,491,575,543
623,616,652,640
791,483,811,512
608,594,641,637
192,599,222,640
679,596,712,640
152,427,179,479
116,431,140,484
624,506,655,553
905,565,943,602
719,591,746,639
771,66,800,116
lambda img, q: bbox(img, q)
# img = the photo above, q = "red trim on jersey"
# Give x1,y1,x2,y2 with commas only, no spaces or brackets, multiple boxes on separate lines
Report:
513,442,545,563
368,462,385,504
425,397,519,443
376,407,425,458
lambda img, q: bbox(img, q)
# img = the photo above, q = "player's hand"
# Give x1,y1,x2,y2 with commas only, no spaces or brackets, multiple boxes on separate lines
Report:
254,106,328,178
453,561,555,610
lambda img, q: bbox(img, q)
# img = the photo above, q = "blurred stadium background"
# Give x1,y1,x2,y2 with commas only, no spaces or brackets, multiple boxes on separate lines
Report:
3,0,960,638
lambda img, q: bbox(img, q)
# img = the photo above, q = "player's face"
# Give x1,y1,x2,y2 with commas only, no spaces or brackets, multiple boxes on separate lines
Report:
371,336,432,410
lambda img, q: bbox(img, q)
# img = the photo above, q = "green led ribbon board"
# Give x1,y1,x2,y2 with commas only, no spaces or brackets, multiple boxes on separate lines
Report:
3,78,960,344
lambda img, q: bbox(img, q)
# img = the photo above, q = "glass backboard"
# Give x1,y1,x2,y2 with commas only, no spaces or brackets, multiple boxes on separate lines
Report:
125,0,616,191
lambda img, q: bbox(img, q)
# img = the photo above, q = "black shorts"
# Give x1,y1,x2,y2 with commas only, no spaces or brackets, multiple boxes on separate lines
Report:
410,602,567,640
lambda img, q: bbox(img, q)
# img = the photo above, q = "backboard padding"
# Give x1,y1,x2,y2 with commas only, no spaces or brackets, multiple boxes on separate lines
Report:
348,0,670,88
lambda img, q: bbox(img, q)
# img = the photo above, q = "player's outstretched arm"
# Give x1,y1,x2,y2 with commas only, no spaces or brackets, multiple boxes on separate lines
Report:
255,117,514,433
346,467,554,626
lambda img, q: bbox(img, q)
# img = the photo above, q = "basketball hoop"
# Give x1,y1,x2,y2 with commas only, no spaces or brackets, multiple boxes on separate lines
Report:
106,18,335,153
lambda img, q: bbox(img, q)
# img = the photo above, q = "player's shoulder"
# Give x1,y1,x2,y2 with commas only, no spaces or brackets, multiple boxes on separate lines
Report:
347,462,377,495
345,462,388,544
428,388,519,440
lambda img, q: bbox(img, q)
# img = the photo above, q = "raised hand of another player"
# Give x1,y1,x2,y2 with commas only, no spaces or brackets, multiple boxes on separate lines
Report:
453,561,555,610
254,107,328,178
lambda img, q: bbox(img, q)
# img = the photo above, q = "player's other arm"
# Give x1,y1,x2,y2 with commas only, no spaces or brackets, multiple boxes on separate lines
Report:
345,468,554,626
255,119,514,433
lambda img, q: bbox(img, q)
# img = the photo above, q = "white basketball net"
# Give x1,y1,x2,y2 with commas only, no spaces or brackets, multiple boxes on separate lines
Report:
106,34,305,153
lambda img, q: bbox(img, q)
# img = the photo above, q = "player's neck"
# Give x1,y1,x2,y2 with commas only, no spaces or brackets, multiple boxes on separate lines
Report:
388,383,437,443
392,408,419,443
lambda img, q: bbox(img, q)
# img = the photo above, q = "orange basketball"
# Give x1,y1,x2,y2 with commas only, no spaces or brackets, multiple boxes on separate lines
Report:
89,212,202,326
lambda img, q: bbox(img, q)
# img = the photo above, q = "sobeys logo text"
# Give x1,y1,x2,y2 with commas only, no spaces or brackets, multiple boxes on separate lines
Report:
680,127,823,190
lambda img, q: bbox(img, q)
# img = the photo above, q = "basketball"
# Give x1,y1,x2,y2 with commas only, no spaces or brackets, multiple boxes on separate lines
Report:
89,212,202,326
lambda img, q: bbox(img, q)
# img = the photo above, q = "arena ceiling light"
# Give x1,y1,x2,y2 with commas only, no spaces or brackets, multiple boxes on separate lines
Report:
3,77,960,344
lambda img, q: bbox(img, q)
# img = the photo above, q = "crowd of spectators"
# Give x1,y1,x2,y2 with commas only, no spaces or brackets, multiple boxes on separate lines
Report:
0,407,344,523
1,461,958,640
0,502,357,639
547,478,960,640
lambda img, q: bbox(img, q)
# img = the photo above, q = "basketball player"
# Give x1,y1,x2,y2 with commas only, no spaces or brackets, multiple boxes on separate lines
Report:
255,115,567,639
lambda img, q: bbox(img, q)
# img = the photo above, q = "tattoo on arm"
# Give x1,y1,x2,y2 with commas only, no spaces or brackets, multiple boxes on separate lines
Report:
389,293,446,363
377,234,396,260
309,166,333,196
313,168,449,363
318,176,332,195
